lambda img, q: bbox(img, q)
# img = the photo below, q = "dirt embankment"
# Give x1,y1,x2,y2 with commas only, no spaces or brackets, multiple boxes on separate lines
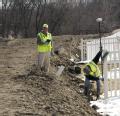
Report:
0,36,100,116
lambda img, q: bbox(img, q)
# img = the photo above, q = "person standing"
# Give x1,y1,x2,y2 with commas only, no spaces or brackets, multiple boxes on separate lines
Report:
37,24,53,73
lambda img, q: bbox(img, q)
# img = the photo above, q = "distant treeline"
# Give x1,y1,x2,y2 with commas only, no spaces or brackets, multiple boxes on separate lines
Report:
0,0,120,38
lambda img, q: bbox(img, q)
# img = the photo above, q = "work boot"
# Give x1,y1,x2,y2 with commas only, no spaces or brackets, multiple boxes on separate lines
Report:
96,91,100,100
84,87,89,96
96,94,100,100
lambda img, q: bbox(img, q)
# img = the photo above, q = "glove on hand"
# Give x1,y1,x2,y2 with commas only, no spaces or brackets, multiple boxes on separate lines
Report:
46,39,51,43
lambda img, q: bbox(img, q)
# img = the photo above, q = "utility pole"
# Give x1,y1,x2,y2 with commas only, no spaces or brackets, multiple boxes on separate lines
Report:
1,0,4,37
96,18,103,77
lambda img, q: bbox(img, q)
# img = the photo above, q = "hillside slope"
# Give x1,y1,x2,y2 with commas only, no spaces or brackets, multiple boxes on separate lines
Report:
0,37,100,116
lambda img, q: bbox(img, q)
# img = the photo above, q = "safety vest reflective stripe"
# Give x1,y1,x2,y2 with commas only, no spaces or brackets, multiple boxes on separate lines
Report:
37,32,52,52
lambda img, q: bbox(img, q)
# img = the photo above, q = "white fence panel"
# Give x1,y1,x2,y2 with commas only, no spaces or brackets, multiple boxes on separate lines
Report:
81,37,120,99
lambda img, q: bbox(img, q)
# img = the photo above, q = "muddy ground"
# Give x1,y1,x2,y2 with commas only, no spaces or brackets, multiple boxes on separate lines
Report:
0,36,100,116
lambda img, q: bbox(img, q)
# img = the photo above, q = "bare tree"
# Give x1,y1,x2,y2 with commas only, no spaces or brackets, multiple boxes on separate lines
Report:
1,0,120,38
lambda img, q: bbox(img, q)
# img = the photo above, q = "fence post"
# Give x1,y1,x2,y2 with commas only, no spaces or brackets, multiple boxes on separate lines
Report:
103,59,108,99
118,37,120,96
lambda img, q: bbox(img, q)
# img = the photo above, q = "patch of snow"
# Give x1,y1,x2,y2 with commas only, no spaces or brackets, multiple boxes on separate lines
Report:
75,60,90,64
70,58,74,62
90,96,120,116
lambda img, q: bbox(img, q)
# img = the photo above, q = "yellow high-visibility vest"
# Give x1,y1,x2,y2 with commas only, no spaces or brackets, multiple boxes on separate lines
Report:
37,32,52,52
84,61,101,77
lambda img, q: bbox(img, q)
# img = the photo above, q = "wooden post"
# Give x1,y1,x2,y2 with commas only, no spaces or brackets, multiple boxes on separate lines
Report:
118,38,120,96
56,65,65,77
103,58,108,99
81,38,84,61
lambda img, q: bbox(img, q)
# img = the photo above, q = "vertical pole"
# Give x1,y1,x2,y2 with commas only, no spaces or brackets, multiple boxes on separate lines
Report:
1,0,4,37
81,38,84,61
69,38,72,58
104,59,108,99
118,37,120,96
114,39,117,96
98,22,103,78
99,22,102,51
119,44,120,96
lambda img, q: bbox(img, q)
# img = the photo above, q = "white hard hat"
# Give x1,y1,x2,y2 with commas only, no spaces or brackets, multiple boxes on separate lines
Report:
43,24,48,28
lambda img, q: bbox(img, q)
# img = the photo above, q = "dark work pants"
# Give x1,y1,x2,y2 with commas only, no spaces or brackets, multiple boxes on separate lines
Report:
84,76,100,97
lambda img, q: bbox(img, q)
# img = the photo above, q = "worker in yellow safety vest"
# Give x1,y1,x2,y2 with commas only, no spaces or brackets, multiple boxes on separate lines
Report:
83,50,102,99
37,24,53,73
